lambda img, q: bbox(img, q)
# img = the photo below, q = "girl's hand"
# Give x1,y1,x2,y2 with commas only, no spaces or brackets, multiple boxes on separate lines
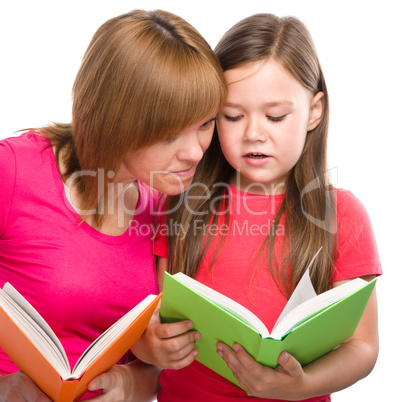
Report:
217,343,309,400
131,302,201,369
0,371,52,401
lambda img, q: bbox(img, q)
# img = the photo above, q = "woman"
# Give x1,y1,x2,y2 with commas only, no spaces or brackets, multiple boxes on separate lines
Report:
0,9,226,401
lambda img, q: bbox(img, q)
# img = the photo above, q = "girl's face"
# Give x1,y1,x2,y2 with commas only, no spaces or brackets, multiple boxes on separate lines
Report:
217,59,323,195
115,115,216,195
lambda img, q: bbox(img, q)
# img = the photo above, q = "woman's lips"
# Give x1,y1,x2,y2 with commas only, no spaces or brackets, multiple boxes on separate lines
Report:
170,164,197,178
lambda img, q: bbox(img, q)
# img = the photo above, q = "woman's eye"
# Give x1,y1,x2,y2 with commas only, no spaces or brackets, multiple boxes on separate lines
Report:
163,135,177,144
199,117,216,131
223,115,242,122
267,114,286,123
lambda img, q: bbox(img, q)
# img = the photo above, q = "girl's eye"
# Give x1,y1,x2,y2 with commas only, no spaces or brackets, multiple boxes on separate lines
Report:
223,115,242,122
267,114,286,123
199,117,216,131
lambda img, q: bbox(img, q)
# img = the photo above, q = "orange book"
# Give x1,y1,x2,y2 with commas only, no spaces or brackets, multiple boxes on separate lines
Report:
0,283,161,401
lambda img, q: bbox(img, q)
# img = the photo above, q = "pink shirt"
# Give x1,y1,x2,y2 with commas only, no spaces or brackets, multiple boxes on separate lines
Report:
0,132,160,399
155,185,382,402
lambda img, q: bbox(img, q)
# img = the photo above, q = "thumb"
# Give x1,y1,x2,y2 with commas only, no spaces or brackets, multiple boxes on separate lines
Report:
88,371,113,391
149,300,161,324
277,351,303,376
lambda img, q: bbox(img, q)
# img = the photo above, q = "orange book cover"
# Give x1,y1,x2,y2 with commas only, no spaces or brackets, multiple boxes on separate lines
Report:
0,289,161,401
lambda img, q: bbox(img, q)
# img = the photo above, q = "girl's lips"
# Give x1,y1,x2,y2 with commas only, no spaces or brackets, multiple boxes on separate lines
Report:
243,153,272,166
244,152,268,159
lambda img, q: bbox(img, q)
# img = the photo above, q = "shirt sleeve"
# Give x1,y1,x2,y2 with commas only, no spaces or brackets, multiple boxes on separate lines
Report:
332,189,382,281
0,140,17,236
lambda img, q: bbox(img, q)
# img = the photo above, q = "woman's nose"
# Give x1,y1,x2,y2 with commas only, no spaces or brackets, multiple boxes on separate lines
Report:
177,130,210,162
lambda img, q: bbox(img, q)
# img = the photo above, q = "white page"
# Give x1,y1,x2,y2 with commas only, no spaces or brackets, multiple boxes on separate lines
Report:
0,287,71,378
273,268,316,331
72,294,157,378
273,248,322,329
269,277,366,339
3,283,68,366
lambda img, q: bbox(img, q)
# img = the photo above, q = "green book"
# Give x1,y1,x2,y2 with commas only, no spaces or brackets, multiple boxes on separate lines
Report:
160,270,376,388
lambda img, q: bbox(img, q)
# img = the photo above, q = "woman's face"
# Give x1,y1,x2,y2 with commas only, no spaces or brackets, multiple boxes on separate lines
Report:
116,115,216,194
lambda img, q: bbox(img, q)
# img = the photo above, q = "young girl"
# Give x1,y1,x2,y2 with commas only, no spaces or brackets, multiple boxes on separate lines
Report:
141,12,382,402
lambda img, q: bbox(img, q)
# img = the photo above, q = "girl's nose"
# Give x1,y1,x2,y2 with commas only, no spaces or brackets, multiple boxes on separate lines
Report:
244,117,269,142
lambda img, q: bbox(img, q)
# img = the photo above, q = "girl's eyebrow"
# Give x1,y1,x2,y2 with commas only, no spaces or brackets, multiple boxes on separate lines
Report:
224,101,294,108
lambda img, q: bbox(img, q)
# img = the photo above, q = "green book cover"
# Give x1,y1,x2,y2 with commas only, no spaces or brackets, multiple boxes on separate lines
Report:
160,272,376,387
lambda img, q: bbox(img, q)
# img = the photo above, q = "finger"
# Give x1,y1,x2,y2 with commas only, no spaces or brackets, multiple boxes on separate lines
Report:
226,343,265,380
217,343,256,391
164,328,201,353
277,351,303,377
154,320,196,339
216,342,241,370
231,343,256,367
167,347,200,370
88,371,115,392
149,301,161,324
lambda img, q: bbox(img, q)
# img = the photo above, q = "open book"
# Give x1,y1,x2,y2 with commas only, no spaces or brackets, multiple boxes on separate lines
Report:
0,283,161,401
160,254,376,387
165,270,370,341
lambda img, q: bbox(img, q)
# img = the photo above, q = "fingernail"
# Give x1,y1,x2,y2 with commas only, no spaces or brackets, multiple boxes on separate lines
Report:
281,352,289,363
187,321,194,328
195,332,201,340
217,349,223,357
193,350,199,357
87,381,96,391
233,344,239,352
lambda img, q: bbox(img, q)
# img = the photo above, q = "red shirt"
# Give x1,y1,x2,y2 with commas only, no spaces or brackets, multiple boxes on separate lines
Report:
0,133,160,399
155,185,381,402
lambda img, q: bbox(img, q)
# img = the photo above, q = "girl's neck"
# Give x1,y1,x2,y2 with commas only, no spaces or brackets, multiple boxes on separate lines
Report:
228,173,287,196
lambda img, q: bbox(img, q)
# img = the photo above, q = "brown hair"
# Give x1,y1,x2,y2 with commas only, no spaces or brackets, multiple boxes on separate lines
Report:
40,9,226,225
166,13,336,296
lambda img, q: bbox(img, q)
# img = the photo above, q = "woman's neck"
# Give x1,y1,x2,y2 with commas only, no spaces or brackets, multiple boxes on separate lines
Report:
56,147,139,236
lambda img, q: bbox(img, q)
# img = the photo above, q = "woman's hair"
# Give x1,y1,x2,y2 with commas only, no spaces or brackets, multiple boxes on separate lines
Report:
166,13,336,296
40,9,226,225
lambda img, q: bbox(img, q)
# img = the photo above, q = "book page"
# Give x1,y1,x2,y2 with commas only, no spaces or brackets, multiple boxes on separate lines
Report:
0,287,71,378
273,268,316,330
71,294,158,378
269,277,367,339
3,283,68,365
273,247,322,329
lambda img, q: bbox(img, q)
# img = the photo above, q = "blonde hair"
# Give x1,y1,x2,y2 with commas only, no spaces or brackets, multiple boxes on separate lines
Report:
41,9,226,225
166,14,336,296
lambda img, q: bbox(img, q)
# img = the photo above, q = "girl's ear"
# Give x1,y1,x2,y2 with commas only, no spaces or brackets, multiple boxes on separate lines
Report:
307,91,324,131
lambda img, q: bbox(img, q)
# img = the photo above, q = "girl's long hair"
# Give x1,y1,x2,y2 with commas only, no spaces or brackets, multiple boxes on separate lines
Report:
166,13,336,297
38,9,226,226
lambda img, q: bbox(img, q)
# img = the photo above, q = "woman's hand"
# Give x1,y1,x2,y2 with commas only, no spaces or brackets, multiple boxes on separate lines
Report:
0,371,52,401
87,361,161,402
131,302,201,369
217,344,309,400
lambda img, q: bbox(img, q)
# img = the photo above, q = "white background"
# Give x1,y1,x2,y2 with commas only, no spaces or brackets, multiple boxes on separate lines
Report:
0,1,399,400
